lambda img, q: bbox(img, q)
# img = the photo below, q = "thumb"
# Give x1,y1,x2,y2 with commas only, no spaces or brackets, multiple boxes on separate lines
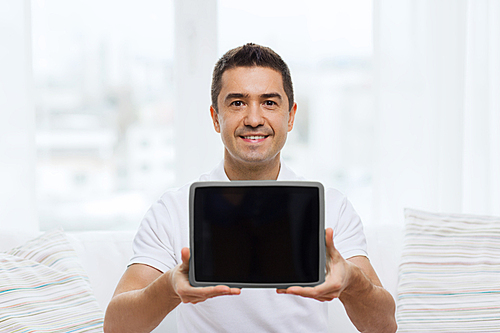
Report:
180,247,191,272
325,228,335,255
325,228,336,275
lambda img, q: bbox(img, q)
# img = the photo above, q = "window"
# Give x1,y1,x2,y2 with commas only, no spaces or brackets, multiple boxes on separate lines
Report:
31,0,374,231
218,0,375,223
32,0,175,230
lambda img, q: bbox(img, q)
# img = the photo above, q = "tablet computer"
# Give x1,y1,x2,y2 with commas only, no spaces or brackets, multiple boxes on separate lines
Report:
189,181,325,289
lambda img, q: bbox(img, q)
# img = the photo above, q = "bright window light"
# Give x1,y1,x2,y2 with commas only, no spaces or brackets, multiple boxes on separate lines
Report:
218,0,375,224
32,0,175,231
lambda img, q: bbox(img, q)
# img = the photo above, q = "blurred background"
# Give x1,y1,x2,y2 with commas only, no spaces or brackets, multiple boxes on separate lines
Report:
1,0,499,232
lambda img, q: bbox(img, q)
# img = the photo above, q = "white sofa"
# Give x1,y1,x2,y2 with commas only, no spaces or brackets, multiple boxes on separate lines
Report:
0,224,404,333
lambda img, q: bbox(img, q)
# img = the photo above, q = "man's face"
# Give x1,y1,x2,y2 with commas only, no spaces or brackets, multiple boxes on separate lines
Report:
210,66,297,168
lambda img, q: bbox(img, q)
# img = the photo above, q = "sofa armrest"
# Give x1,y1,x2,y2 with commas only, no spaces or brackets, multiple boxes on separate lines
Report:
66,230,136,310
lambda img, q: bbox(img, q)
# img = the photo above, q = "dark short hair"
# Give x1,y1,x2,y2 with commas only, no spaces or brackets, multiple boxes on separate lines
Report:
211,43,294,112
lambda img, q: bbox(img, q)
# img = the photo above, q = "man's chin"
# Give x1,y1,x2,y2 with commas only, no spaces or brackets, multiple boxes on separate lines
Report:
237,155,280,166
227,152,278,166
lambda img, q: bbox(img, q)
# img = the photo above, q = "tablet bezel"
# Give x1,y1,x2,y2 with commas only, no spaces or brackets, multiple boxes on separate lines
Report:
188,180,325,289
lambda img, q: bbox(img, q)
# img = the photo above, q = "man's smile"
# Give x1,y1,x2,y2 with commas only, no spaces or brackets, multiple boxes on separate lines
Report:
241,134,267,139
240,134,270,143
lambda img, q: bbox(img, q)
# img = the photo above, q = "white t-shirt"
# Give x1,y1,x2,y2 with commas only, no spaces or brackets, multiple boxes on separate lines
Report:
130,161,367,333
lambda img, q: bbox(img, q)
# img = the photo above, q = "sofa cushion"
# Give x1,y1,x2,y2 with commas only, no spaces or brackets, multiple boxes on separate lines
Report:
0,229,104,332
397,208,500,332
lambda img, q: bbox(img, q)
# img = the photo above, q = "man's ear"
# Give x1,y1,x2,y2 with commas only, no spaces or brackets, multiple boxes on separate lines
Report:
210,105,221,133
288,102,297,132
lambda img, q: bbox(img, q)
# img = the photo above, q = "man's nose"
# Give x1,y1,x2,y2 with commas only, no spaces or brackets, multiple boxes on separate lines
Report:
243,102,265,127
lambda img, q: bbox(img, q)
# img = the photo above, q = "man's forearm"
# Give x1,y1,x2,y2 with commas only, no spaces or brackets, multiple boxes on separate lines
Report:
340,263,397,333
104,270,180,333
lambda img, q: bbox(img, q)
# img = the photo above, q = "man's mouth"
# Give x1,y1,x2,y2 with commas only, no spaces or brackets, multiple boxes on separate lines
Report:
242,135,267,140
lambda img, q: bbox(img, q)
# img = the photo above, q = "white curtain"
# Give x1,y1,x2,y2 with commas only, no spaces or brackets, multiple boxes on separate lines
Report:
373,0,500,225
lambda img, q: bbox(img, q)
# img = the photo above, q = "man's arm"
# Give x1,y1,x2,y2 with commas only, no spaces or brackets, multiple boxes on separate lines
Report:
103,248,241,333
277,228,397,333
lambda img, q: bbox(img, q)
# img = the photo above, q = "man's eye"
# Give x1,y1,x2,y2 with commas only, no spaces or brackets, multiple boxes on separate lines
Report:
231,101,243,107
264,100,276,106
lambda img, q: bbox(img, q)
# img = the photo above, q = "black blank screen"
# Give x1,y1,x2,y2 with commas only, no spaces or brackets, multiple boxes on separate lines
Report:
193,185,320,284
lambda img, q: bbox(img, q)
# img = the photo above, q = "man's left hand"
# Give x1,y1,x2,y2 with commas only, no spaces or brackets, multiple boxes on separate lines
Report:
276,228,352,301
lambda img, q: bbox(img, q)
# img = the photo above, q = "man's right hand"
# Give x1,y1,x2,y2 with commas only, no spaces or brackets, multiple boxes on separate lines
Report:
169,247,241,304
104,247,240,333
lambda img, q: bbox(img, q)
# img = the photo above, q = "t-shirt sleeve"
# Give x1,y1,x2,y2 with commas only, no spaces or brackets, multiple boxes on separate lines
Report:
129,199,178,273
327,189,368,260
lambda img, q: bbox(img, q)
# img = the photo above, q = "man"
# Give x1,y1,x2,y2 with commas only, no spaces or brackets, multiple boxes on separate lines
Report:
104,43,397,333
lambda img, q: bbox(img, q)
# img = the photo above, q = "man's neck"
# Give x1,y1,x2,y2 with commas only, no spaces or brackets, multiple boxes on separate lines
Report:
223,156,281,181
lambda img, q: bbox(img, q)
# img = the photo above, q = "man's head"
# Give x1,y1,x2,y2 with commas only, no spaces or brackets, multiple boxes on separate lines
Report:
211,43,294,113
209,44,297,179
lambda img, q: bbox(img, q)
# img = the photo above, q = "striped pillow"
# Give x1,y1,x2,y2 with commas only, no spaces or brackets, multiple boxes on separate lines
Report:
0,229,104,332
397,209,500,332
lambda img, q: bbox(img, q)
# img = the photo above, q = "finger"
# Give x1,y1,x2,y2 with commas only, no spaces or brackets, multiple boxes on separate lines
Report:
325,228,335,257
179,247,190,273
324,228,337,275
283,286,318,299
181,247,190,264
197,285,238,297
182,285,226,299
181,284,240,303
284,285,338,302
326,228,344,269
228,287,241,295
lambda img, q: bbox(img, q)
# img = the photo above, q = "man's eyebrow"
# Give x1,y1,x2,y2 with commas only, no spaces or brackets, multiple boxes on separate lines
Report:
224,93,249,102
224,92,283,102
260,93,282,101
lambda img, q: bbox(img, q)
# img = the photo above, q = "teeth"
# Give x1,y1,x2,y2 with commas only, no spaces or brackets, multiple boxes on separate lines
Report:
244,136,266,140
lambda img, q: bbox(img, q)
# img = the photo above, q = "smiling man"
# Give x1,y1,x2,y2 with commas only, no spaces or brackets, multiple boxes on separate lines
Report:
104,43,397,333
211,65,296,180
